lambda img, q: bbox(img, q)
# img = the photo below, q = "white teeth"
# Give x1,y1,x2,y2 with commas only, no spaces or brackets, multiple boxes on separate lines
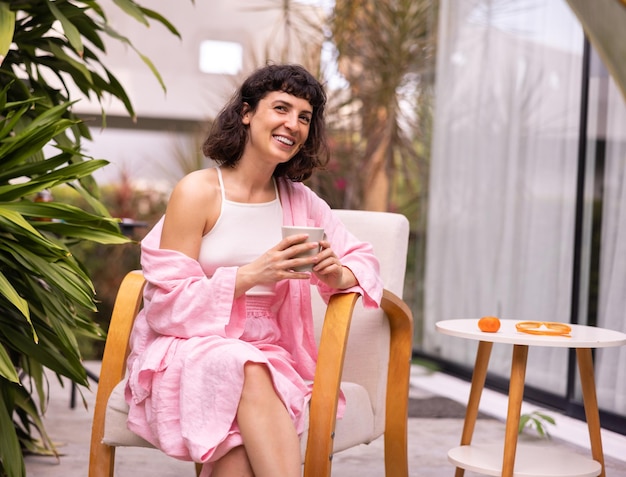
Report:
274,135,294,146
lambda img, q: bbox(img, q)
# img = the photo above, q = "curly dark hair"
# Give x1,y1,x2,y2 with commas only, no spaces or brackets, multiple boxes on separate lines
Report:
202,64,330,182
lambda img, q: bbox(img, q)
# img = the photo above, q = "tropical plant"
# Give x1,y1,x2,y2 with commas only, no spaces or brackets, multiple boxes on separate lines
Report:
519,410,556,438
330,0,438,212
245,0,325,73
0,2,185,476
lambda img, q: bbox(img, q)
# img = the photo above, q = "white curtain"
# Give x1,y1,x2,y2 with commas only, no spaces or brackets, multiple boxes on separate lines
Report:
424,0,584,393
595,78,626,414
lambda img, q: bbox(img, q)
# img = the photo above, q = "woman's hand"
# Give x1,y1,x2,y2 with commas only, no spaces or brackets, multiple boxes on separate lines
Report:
311,239,357,290
235,234,321,296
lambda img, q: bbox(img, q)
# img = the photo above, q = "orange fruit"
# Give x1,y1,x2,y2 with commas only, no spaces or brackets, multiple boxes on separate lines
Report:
478,316,501,333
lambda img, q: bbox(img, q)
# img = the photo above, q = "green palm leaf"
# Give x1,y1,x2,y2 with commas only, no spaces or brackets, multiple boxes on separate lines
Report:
113,0,149,26
0,3,15,66
47,0,84,57
0,390,24,477
0,342,20,383
0,270,30,322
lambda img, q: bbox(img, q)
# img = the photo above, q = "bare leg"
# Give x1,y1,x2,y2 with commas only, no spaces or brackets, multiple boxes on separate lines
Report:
237,362,301,477
212,446,254,477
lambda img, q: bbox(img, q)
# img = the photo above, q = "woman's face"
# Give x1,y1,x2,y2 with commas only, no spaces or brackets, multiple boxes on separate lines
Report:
242,90,312,165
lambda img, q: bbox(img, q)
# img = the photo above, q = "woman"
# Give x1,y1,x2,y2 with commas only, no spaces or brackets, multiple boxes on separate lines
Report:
125,64,383,477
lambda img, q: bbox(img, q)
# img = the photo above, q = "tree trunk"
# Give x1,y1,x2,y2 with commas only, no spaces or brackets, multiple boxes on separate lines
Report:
363,107,392,211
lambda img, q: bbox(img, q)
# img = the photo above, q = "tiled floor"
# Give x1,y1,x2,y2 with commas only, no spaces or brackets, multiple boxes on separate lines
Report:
23,363,626,476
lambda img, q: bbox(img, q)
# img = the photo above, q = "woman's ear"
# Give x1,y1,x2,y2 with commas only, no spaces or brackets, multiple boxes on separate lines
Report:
242,103,251,125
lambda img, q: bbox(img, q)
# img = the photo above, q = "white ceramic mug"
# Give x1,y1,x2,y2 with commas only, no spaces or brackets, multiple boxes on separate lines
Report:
281,225,325,272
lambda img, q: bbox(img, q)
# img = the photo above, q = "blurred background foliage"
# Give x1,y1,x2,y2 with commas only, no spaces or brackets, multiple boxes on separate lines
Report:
54,179,168,361
0,1,186,475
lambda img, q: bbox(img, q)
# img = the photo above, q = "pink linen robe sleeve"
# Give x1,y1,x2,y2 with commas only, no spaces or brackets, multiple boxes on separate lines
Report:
126,218,249,404
278,180,383,308
139,218,246,339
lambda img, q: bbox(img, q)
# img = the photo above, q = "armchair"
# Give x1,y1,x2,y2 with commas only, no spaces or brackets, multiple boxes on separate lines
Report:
88,209,413,477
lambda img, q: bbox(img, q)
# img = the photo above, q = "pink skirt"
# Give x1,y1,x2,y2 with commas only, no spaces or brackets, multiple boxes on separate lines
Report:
131,295,311,476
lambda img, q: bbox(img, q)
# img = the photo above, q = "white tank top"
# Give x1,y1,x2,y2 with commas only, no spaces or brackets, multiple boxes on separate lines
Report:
197,167,283,296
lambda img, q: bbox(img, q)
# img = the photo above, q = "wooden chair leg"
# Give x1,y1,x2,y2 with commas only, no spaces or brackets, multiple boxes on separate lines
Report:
381,290,414,477
89,443,116,477
89,271,146,477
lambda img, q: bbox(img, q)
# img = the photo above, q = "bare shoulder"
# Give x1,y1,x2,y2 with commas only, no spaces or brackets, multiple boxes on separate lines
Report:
170,168,219,203
161,168,221,252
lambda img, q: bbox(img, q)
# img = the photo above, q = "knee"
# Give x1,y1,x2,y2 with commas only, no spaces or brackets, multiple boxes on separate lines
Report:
241,362,274,402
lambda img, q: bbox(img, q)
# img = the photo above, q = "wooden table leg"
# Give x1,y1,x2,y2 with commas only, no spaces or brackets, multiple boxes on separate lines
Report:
455,341,493,477
576,348,606,477
501,344,528,477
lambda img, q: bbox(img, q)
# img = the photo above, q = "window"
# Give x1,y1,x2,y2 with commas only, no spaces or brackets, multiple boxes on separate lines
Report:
198,40,243,75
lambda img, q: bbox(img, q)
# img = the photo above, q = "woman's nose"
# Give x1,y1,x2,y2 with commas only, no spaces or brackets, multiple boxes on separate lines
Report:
284,112,299,130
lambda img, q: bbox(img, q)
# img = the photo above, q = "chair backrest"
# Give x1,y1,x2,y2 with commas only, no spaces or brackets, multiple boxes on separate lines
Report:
332,209,409,298
310,209,410,437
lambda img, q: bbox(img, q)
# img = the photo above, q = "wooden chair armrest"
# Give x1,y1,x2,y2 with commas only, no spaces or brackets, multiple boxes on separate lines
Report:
89,270,146,477
381,289,414,477
304,289,414,477
304,292,360,477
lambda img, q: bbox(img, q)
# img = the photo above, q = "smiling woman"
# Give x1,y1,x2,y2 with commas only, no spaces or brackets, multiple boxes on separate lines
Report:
123,63,382,477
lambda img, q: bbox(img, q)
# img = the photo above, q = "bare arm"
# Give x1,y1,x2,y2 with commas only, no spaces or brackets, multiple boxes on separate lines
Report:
160,169,219,259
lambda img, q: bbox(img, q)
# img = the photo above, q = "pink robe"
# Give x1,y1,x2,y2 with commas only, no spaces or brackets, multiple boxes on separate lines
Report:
125,179,383,472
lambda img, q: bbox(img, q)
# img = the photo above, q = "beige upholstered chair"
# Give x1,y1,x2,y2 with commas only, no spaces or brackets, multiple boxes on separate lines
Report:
89,209,413,477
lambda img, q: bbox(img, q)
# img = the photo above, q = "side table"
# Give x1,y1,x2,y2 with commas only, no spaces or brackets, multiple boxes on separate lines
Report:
436,319,626,477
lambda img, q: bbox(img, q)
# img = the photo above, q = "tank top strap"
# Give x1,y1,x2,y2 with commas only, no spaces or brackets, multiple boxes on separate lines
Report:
215,167,227,202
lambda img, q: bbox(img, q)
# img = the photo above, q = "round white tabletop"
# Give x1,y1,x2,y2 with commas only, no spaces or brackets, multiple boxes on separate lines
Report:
436,319,626,348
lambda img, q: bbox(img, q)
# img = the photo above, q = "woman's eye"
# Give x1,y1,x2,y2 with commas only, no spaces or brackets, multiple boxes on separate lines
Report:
275,105,287,112
300,116,311,124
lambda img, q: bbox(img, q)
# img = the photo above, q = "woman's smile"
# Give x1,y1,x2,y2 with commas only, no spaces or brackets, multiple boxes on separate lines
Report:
273,134,295,147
